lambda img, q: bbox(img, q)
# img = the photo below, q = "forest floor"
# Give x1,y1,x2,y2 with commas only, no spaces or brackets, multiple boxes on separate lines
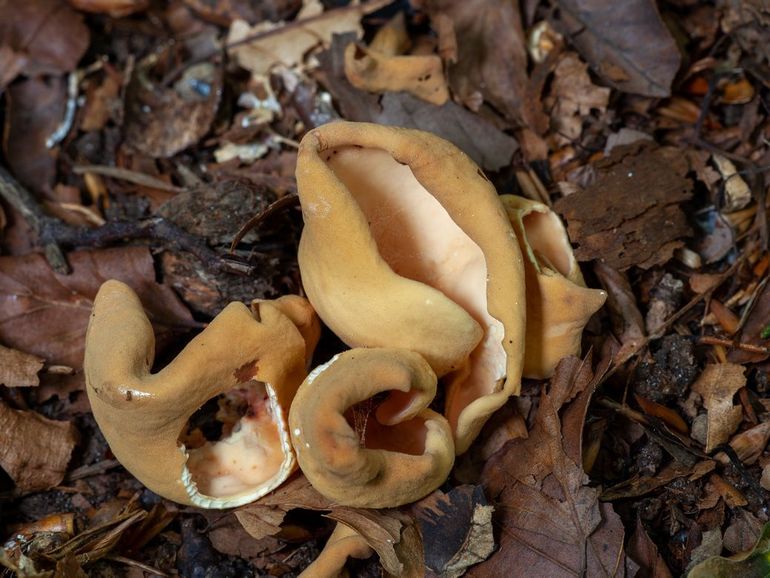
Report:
2,0,770,577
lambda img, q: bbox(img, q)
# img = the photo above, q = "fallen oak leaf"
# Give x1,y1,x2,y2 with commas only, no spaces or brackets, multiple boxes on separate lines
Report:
469,357,629,577
692,364,746,453
0,400,78,490
0,246,195,368
0,343,44,387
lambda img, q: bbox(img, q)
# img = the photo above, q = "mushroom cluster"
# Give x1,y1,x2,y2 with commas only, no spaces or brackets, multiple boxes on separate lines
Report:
83,121,605,572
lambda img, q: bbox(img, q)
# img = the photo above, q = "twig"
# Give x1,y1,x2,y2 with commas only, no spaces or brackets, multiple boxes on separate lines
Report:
229,193,299,252
65,459,122,482
73,165,184,193
0,166,252,275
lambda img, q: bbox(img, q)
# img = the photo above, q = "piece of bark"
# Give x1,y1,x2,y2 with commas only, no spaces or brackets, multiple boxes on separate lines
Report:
555,142,693,270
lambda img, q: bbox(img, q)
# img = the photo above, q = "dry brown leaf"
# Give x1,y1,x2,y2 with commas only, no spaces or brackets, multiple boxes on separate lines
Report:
413,485,495,577
3,77,66,196
0,344,44,387
0,0,90,89
720,421,770,465
692,364,746,453
0,401,78,490
226,0,389,77
556,142,693,270
468,357,628,577
235,476,420,576
602,460,715,501
627,517,673,578
124,60,222,158
417,0,547,131
729,279,770,364
552,0,680,97
0,247,195,368
547,52,610,145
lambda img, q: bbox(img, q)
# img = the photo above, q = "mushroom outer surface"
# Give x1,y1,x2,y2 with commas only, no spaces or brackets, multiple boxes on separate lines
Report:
84,280,313,508
295,121,526,454
289,347,455,508
501,195,607,378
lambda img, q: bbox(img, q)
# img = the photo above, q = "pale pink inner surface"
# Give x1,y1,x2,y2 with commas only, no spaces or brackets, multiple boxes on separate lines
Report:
185,383,285,497
326,147,506,416
522,211,571,275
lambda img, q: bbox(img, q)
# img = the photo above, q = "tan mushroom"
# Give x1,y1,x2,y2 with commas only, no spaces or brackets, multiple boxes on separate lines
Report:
84,280,316,508
296,121,526,454
501,195,607,378
344,13,449,105
299,523,374,578
289,348,455,508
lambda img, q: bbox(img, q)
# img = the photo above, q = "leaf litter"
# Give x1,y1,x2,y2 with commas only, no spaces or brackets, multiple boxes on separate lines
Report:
1,0,770,576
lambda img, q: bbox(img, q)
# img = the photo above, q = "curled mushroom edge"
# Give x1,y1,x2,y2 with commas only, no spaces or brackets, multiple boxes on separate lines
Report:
84,280,317,509
502,194,607,379
289,348,455,508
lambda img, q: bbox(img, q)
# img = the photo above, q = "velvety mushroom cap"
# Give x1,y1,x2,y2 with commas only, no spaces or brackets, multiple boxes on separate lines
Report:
289,348,455,508
296,121,526,454
501,195,607,378
84,280,313,508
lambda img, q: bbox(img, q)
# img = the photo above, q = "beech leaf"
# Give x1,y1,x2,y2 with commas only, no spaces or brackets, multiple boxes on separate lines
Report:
0,247,195,368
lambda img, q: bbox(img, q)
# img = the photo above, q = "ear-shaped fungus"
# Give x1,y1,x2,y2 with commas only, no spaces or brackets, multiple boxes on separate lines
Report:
344,13,449,106
289,348,455,508
296,121,526,454
299,523,374,578
501,195,607,378
84,280,317,508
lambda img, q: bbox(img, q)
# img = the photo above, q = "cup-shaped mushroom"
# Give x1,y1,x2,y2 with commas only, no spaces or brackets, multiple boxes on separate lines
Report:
296,121,526,455
289,348,455,508
84,280,316,508
501,195,607,378
299,523,374,578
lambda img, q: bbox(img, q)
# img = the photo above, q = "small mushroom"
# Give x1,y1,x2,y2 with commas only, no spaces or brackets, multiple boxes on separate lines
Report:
289,348,455,508
344,13,449,105
84,280,316,508
299,523,374,578
501,195,607,378
296,121,526,454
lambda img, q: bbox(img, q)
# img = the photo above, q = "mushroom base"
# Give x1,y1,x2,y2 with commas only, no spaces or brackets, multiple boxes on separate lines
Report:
182,382,288,498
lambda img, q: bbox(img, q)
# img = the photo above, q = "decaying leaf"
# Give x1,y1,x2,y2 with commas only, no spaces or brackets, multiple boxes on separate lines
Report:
0,401,78,490
235,476,420,576
468,357,629,577
0,0,90,90
687,521,770,578
3,77,66,196
546,52,610,144
124,61,223,158
712,155,752,213
552,0,680,97
376,93,519,172
227,0,389,77
416,0,547,131
692,364,746,453
0,343,44,387
0,247,195,368
555,142,693,270
627,517,674,578
413,485,495,578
